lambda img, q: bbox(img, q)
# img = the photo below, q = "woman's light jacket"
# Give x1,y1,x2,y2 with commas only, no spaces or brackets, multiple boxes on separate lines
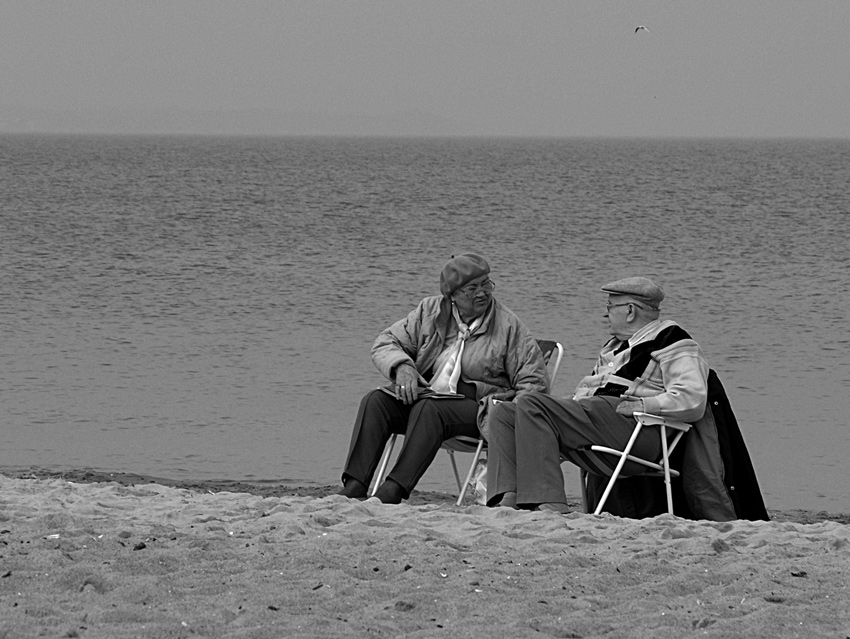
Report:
371,295,550,437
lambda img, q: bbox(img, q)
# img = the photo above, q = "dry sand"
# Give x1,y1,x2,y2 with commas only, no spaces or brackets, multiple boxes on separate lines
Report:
1,469,848,639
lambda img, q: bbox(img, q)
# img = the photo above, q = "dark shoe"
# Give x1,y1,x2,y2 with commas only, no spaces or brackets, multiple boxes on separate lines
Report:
496,491,518,508
372,479,406,504
338,478,368,499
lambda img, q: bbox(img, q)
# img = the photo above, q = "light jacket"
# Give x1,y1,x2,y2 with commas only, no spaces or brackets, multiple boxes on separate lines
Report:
575,319,709,422
371,295,550,436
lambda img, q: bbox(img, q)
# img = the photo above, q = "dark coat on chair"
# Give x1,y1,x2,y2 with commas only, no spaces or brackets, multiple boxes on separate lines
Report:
584,370,770,521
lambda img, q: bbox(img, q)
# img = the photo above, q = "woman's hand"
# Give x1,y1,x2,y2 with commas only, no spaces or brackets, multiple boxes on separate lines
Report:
489,389,517,402
394,364,420,405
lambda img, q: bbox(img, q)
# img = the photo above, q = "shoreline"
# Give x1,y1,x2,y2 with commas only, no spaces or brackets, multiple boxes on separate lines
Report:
3,466,848,525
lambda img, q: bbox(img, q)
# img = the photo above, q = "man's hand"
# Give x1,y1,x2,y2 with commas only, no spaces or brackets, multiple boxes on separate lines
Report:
394,364,421,405
616,398,645,416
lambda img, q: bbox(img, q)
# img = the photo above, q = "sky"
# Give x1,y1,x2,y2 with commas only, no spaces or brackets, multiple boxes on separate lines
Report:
2,1,849,137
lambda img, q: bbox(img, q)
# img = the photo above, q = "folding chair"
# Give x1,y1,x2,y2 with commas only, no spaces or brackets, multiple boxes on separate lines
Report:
371,339,563,501
563,411,692,515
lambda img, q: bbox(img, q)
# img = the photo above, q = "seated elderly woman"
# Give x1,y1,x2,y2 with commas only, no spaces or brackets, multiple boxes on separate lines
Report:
338,253,550,504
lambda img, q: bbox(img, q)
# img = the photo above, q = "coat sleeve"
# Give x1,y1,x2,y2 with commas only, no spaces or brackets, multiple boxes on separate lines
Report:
505,325,550,396
370,298,441,381
640,341,709,422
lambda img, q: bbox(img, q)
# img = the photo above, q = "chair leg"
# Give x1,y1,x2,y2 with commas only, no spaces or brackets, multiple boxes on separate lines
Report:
660,425,674,514
579,469,589,513
593,422,644,515
447,450,463,494
455,439,486,506
371,434,397,497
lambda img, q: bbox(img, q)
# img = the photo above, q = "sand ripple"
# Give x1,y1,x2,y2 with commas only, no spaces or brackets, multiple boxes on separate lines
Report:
1,476,848,638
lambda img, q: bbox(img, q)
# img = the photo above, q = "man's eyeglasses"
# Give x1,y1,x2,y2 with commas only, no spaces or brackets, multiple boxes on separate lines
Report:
459,279,495,297
606,301,650,312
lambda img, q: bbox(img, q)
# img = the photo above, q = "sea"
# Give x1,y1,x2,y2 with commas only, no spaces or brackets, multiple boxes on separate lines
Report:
1,134,847,513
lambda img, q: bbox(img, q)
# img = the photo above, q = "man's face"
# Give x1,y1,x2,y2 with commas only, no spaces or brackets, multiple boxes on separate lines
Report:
604,295,635,340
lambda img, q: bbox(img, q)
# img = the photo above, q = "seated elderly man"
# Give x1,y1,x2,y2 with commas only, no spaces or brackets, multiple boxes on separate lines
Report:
338,253,550,504
486,276,709,513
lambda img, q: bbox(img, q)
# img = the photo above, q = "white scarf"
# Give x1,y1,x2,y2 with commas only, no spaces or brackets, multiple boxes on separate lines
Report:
429,304,483,394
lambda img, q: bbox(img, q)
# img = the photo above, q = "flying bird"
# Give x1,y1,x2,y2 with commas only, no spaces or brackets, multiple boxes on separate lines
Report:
635,26,650,33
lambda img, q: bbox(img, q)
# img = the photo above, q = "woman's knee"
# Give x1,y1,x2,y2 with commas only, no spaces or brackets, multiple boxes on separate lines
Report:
355,388,404,429
407,399,458,437
407,399,477,439
360,388,390,409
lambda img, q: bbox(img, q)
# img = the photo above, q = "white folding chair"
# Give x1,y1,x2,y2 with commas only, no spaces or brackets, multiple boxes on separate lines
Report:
564,411,692,515
371,339,563,501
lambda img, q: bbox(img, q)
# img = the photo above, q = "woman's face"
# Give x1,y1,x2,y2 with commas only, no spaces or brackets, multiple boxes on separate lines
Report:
451,274,494,320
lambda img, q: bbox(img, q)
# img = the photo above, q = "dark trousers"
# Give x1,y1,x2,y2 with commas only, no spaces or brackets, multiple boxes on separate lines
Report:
487,392,662,507
342,389,480,497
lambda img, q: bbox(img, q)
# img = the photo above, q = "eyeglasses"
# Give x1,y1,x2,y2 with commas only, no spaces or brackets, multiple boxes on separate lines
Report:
605,302,632,312
606,301,652,312
459,279,495,297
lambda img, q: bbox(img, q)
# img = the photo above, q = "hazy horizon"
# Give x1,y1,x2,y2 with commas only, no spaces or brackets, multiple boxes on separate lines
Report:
3,2,850,138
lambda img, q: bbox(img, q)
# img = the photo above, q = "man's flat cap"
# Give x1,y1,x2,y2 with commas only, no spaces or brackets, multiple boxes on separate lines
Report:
601,276,664,309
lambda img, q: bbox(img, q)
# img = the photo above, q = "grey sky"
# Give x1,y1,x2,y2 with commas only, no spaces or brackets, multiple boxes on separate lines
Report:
2,1,849,137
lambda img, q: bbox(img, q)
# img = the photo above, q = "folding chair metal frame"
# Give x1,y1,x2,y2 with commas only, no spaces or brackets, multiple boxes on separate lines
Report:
568,411,692,515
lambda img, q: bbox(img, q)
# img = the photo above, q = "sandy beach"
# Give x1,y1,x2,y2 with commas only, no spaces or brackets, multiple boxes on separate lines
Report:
1,469,848,639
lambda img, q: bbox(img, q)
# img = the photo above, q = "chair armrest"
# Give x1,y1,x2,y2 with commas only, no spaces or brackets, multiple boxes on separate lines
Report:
633,411,692,432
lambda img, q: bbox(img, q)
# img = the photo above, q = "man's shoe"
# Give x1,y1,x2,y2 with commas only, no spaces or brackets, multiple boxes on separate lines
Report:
534,502,571,514
496,491,517,508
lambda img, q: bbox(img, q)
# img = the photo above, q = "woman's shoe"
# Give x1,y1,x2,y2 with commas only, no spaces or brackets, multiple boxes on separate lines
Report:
337,478,368,499
373,479,405,504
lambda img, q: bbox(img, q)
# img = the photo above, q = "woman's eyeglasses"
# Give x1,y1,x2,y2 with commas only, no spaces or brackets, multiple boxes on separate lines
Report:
459,279,495,297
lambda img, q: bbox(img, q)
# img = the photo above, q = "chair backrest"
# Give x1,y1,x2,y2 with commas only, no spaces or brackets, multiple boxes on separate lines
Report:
536,339,564,387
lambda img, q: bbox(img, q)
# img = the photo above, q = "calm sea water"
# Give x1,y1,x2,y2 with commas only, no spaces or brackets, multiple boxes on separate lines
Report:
1,134,847,512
